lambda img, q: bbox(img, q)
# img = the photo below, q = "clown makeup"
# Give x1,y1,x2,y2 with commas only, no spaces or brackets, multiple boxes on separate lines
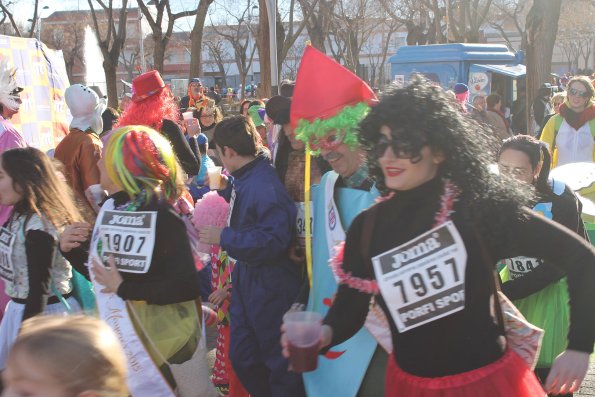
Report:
377,125,443,191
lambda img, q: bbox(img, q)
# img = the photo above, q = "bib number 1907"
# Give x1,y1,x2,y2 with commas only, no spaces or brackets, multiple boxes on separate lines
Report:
104,233,146,254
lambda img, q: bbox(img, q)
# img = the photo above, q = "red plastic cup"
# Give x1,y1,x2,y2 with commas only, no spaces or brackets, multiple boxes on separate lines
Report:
284,311,322,372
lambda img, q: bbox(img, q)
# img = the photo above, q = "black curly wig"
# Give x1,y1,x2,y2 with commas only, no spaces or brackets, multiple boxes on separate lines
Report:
358,77,533,217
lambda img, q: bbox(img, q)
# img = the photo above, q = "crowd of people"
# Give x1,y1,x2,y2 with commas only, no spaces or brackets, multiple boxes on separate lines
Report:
0,44,592,397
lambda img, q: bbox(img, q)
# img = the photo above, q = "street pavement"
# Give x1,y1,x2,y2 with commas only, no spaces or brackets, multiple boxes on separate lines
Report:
578,362,595,396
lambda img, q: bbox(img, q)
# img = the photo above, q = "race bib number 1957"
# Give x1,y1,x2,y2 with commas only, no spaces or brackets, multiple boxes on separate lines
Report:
372,221,467,333
98,210,157,274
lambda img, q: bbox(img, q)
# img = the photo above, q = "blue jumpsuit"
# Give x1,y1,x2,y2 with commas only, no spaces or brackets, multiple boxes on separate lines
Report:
218,155,305,397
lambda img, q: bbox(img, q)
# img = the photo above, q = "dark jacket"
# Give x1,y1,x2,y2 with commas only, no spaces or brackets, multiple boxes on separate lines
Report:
218,156,297,268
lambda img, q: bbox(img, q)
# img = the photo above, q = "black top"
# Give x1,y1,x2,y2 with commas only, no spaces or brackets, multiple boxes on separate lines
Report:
63,192,201,305
22,230,55,320
324,177,595,377
161,119,200,176
502,184,584,300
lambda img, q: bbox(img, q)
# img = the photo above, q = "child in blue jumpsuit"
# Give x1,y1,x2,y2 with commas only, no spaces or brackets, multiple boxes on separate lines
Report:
199,115,305,397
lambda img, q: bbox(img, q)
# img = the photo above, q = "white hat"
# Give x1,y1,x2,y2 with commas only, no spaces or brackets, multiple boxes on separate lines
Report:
65,84,106,133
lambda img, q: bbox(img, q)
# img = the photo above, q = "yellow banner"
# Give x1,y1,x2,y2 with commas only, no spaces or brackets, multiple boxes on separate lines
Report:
0,35,70,151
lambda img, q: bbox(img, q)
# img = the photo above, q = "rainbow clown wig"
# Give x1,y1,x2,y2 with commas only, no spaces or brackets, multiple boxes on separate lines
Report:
104,125,182,203
290,45,377,155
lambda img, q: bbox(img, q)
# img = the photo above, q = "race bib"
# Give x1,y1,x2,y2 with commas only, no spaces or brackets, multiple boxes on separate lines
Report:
295,201,313,239
372,221,467,333
98,210,157,274
0,227,15,282
502,256,544,280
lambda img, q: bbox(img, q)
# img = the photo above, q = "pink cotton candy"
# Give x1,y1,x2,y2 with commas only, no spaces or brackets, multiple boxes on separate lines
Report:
192,191,230,230
192,191,230,256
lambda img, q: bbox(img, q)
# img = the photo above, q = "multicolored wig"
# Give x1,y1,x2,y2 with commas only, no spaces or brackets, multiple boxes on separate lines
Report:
114,88,180,131
104,125,181,203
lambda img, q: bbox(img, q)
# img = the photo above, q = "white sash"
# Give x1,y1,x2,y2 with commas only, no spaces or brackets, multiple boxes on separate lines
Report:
323,173,393,352
323,172,346,261
90,199,175,397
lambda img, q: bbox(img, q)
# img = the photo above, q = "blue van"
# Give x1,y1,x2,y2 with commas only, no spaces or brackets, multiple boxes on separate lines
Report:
389,43,525,106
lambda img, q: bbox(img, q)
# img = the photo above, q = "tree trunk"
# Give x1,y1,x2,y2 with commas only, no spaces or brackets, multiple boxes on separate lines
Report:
189,0,213,79
240,73,247,102
525,0,562,133
153,36,165,74
257,0,272,98
103,60,118,108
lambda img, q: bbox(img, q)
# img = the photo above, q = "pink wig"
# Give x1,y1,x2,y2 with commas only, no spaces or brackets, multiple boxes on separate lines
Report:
115,88,180,131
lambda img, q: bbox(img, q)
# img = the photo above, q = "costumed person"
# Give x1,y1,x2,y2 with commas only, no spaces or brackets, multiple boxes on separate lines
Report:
115,71,200,176
199,116,305,397
193,192,248,397
266,94,327,266
3,315,128,397
180,78,210,113
282,78,595,396
60,126,216,397
0,59,27,321
0,147,83,369
289,45,390,397
498,135,586,397
540,76,595,167
53,84,106,222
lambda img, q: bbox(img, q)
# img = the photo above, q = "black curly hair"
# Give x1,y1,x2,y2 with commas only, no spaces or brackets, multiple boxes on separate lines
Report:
358,77,533,219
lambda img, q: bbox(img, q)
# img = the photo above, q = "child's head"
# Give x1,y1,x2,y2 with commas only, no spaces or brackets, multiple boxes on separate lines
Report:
213,115,260,172
0,147,81,228
3,316,128,397
104,125,184,202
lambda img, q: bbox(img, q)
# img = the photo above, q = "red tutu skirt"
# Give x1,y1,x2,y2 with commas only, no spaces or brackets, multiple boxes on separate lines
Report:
385,349,546,397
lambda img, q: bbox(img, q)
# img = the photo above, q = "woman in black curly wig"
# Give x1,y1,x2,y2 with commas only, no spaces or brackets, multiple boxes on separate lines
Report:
291,78,595,396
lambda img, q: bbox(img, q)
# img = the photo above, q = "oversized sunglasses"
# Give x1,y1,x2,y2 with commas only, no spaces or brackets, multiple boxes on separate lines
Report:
309,130,345,151
568,87,590,98
374,135,423,159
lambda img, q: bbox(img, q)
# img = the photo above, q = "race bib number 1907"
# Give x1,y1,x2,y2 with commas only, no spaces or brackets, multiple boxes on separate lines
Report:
98,210,157,274
372,221,467,333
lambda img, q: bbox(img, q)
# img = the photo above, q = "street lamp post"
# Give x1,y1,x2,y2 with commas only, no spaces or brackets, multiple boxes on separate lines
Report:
248,4,258,84
265,0,278,95
139,12,146,72
31,5,50,42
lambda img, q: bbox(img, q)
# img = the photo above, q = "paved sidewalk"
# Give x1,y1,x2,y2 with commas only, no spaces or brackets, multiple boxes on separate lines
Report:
578,362,595,396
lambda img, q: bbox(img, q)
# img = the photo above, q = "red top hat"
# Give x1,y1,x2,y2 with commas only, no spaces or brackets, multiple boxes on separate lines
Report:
132,70,165,102
290,45,377,130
